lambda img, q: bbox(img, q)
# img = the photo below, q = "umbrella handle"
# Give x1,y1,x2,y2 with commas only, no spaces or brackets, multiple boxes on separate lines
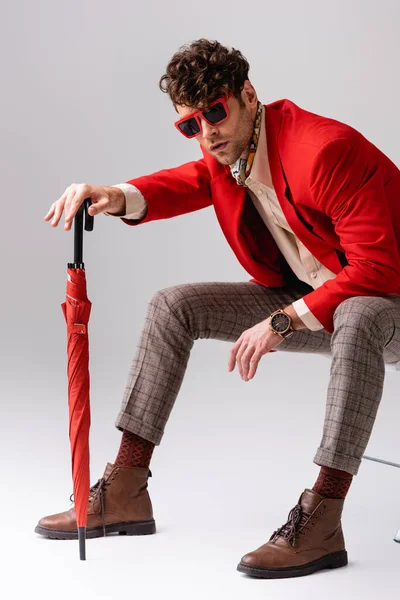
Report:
68,198,94,269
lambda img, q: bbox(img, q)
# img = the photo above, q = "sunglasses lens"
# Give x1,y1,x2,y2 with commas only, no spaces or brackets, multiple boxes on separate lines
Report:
178,117,200,137
204,102,227,124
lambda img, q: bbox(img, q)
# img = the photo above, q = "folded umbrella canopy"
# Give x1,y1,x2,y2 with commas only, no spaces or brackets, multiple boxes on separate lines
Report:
61,199,94,560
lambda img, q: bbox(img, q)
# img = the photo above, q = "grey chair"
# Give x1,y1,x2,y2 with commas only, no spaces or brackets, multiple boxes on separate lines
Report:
320,355,400,543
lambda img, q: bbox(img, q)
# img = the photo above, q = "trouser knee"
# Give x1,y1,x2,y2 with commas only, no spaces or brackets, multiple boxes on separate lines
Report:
332,295,393,349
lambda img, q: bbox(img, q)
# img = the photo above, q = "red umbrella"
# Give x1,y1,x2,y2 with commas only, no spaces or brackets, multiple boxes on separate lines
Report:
60,199,94,560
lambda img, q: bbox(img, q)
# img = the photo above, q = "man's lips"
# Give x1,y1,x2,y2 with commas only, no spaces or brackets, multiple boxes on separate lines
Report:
210,141,228,152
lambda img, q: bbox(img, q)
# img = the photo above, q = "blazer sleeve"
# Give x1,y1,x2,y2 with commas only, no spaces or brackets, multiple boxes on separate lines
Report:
300,134,400,333
118,158,213,226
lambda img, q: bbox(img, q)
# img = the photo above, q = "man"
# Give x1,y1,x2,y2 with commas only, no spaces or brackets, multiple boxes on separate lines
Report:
39,38,400,579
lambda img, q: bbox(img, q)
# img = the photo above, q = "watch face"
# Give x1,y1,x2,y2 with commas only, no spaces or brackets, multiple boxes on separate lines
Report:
271,312,290,333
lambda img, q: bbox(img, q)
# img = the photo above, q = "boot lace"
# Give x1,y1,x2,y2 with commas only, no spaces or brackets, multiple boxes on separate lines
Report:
69,477,111,537
269,503,310,547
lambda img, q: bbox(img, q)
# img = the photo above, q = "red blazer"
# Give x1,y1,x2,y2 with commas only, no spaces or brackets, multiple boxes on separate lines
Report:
121,99,400,333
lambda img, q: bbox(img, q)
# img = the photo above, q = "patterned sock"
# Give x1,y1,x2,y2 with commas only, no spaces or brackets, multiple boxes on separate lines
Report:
312,465,353,499
114,430,155,469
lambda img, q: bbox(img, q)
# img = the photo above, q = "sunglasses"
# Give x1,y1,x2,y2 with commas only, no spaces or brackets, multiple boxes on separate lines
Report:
174,92,232,138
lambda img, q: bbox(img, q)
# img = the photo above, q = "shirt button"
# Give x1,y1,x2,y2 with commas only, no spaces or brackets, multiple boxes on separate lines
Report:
311,272,317,278
258,189,263,195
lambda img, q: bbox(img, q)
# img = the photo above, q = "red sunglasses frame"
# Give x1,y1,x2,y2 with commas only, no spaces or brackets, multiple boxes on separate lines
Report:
174,92,233,138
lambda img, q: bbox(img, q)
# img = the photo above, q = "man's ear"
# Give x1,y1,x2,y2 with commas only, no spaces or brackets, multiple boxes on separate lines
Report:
241,80,258,107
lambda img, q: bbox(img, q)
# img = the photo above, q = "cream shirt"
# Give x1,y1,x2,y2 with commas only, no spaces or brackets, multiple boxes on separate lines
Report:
106,106,338,331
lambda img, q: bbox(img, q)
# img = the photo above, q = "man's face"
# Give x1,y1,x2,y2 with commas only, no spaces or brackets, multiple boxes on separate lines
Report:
175,83,258,166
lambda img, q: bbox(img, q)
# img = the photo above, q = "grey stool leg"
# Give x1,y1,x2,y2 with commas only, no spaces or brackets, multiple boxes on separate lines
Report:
363,455,400,543
361,358,400,543
318,355,400,544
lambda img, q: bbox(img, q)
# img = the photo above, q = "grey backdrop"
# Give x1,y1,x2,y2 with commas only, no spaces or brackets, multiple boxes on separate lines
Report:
1,1,400,598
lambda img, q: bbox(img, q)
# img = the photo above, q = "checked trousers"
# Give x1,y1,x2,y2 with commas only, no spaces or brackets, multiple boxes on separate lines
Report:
115,280,400,476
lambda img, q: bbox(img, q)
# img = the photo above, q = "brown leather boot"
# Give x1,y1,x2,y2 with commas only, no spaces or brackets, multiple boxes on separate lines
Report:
237,489,348,579
35,463,156,539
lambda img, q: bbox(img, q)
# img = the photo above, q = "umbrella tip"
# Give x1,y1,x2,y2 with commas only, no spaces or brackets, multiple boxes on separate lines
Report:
78,527,86,561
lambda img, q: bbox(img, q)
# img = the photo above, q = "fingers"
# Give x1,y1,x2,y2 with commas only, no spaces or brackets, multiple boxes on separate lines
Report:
235,343,249,380
43,187,70,228
247,351,262,380
87,197,108,216
228,338,242,372
54,195,68,227
228,339,263,381
63,186,77,228
44,190,68,226
44,184,93,230
228,338,250,379
44,188,67,226
43,204,56,221
240,345,260,381
45,183,121,230
64,184,91,230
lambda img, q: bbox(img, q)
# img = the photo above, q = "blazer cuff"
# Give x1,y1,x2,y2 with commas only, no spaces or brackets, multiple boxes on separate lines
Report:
291,298,325,331
105,183,148,219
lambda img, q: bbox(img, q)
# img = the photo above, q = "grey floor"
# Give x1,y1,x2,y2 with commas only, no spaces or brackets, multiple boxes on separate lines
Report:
7,466,400,600
4,350,400,600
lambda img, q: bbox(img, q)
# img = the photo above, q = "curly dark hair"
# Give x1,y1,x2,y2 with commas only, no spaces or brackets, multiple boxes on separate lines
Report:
159,39,250,110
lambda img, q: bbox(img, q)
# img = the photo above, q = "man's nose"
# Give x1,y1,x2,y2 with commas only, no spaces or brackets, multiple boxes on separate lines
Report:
199,118,218,139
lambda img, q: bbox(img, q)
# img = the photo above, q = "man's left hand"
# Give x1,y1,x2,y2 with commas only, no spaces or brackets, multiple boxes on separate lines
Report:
228,318,285,382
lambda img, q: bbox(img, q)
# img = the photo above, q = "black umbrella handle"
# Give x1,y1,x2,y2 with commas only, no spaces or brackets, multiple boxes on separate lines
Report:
67,198,94,269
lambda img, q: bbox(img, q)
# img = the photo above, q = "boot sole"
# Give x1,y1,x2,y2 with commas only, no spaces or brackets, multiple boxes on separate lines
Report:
34,519,156,540
237,549,348,579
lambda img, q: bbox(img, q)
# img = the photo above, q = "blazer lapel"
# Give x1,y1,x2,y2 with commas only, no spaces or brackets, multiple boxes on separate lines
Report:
211,171,285,284
265,104,343,275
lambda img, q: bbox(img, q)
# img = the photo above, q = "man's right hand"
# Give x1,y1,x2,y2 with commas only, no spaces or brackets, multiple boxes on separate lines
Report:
44,184,126,231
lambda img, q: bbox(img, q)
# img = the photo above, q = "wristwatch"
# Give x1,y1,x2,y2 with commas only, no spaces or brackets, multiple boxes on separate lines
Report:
269,308,295,339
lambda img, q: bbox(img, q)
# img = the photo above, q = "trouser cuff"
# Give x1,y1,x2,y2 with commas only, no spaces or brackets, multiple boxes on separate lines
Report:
115,412,164,445
313,446,361,476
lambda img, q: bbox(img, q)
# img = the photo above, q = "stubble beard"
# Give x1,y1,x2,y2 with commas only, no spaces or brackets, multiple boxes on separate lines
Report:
213,109,254,166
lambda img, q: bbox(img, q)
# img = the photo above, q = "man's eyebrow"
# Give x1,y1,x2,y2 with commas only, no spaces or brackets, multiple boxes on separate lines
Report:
174,104,200,116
